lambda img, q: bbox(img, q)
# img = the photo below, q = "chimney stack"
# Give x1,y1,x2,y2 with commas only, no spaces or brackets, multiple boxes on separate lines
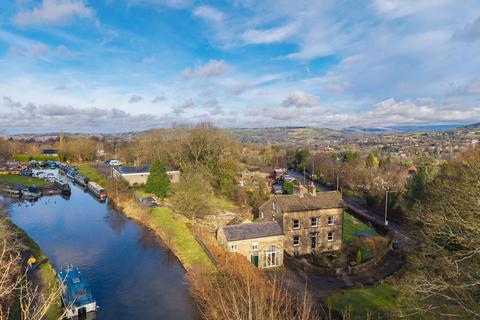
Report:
309,182,316,197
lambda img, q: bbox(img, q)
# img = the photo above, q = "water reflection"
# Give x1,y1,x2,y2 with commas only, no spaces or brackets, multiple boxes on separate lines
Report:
2,171,198,320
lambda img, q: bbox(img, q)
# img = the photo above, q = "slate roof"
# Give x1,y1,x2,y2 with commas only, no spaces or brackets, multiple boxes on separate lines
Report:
274,191,344,212
115,165,180,174
222,221,283,241
115,165,150,174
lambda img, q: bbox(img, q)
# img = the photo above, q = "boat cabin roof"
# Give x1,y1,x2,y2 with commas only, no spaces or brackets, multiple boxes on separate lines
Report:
58,267,95,307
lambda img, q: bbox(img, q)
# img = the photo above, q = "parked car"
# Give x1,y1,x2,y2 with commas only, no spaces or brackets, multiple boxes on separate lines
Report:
108,160,122,166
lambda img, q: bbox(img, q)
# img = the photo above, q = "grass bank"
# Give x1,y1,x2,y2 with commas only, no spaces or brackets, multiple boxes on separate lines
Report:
7,221,62,320
76,163,107,188
12,154,60,162
0,175,48,188
326,283,399,319
343,210,377,244
78,163,215,272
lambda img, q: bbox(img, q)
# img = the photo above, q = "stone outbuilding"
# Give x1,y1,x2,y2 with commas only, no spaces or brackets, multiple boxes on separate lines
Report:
217,221,284,269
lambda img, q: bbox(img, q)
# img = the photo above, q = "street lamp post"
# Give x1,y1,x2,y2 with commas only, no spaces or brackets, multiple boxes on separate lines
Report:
384,189,390,226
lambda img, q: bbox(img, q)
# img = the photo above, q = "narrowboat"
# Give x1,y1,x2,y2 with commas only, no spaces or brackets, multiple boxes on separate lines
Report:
21,187,42,200
73,174,89,188
53,178,71,195
87,181,107,201
2,186,22,198
66,170,77,180
57,265,97,319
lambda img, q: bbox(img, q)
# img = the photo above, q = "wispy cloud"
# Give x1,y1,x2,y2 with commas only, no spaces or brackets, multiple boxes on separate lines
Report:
183,60,228,79
13,0,94,27
193,6,224,23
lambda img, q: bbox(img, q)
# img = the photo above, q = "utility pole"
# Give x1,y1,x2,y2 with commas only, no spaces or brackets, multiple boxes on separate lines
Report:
384,189,389,226
303,167,306,185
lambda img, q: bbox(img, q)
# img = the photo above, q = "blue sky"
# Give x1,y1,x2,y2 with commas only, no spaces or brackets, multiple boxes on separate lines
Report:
0,0,479,133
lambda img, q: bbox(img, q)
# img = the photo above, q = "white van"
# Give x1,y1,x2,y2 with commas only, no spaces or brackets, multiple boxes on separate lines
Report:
108,160,122,166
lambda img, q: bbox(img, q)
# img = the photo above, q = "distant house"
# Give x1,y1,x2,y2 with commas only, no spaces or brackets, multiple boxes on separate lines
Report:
112,165,180,185
217,221,284,269
42,149,58,157
258,189,344,256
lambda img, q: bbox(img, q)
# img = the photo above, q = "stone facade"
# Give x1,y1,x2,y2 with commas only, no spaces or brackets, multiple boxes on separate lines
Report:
217,222,284,269
258,191,344,256
279,207,343,255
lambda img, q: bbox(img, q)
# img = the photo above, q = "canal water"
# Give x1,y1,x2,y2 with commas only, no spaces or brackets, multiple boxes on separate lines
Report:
2,170,198,319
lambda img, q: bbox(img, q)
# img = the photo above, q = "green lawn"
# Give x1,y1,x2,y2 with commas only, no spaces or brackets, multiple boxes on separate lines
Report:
209,194,240,213
343,210,377,244
77,163,107,188
0,175,48,187
150,207,214,271
10,224,62,320
12,154,60,162
326,284,399,319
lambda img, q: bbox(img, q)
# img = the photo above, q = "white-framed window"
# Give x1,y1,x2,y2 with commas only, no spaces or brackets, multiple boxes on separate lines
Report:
293,235,300,247
311,217,318,227
310,233,317,249
230,244,238,252
327,232,334,242
252,242,258,250
327,216,334,225
293,219,300,229
263,245,280,268
260,211,264,219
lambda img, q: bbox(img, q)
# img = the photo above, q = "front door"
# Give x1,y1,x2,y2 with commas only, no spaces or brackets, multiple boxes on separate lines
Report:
251,254,259,267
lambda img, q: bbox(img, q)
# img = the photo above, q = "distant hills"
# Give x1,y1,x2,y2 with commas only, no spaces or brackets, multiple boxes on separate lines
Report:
229,124,472,145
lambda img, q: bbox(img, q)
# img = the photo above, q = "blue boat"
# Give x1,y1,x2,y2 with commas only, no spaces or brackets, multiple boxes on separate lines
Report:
57,265,97,319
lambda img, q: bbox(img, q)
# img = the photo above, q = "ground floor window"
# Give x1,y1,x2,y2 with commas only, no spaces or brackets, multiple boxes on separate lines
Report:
327,232,334,242
310,233,317,249
293,235,300,247
263,245,280,268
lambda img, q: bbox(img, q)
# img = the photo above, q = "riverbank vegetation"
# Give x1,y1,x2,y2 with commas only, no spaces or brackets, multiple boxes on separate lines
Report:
190,229,320,320
76,163,108,188
0,213,62,320
397,147,480,318
326,283,400,319
0,175,48,188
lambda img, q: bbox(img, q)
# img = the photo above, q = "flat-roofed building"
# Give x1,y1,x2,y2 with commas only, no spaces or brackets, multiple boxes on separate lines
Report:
112,165,180,185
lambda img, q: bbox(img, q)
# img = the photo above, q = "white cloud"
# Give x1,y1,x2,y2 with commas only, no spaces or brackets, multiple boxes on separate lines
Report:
128,0,191,9
172,99,195,114
281,91,320,108
13,0,94,27
151,96,167,103
242,24,296,44
30,42,49,58
128,94,143,103
0,96,172,133
183,60,227,79
454,17,480,42
193,6,224,23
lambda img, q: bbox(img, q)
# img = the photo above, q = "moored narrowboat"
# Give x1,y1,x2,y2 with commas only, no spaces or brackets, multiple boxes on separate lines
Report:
87,181,107,201
21,187,42,200
53,178,71,195
57,265,97,319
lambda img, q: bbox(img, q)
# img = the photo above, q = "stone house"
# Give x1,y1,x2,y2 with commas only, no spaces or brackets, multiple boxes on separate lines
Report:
112,165,180,186
258,189,344,256
217,221,284,269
